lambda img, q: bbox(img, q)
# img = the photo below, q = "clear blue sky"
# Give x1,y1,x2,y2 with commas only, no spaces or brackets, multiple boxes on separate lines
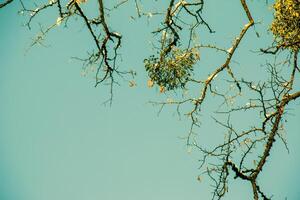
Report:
0,1,299,200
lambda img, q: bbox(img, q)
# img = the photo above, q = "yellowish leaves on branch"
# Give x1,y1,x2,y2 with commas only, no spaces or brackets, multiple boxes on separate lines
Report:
144,47,200,91
271,0,300,51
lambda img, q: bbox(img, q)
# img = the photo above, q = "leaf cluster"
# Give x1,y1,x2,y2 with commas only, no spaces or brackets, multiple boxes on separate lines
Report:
144,47,200,91
271,0,300,51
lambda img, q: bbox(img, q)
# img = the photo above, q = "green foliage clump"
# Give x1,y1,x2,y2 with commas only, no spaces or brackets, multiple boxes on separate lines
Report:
271,0,300,51
144,48,200,91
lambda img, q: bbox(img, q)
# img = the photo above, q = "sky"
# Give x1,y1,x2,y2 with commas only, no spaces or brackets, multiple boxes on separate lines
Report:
0,1,299,200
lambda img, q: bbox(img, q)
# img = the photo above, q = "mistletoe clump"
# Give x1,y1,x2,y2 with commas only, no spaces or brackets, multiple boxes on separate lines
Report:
144,47,200,91
271,0,300,51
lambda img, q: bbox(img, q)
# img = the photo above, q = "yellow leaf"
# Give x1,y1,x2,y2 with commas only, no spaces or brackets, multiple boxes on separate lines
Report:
147,79,154,88
159,86,165,93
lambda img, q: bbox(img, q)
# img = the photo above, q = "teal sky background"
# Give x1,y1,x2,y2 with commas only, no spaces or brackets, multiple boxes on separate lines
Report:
0,1,299,200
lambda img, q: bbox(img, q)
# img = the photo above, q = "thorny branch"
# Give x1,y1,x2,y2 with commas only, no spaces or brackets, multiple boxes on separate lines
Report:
8,0,127,104
154,0,213,57
150,1,299,200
